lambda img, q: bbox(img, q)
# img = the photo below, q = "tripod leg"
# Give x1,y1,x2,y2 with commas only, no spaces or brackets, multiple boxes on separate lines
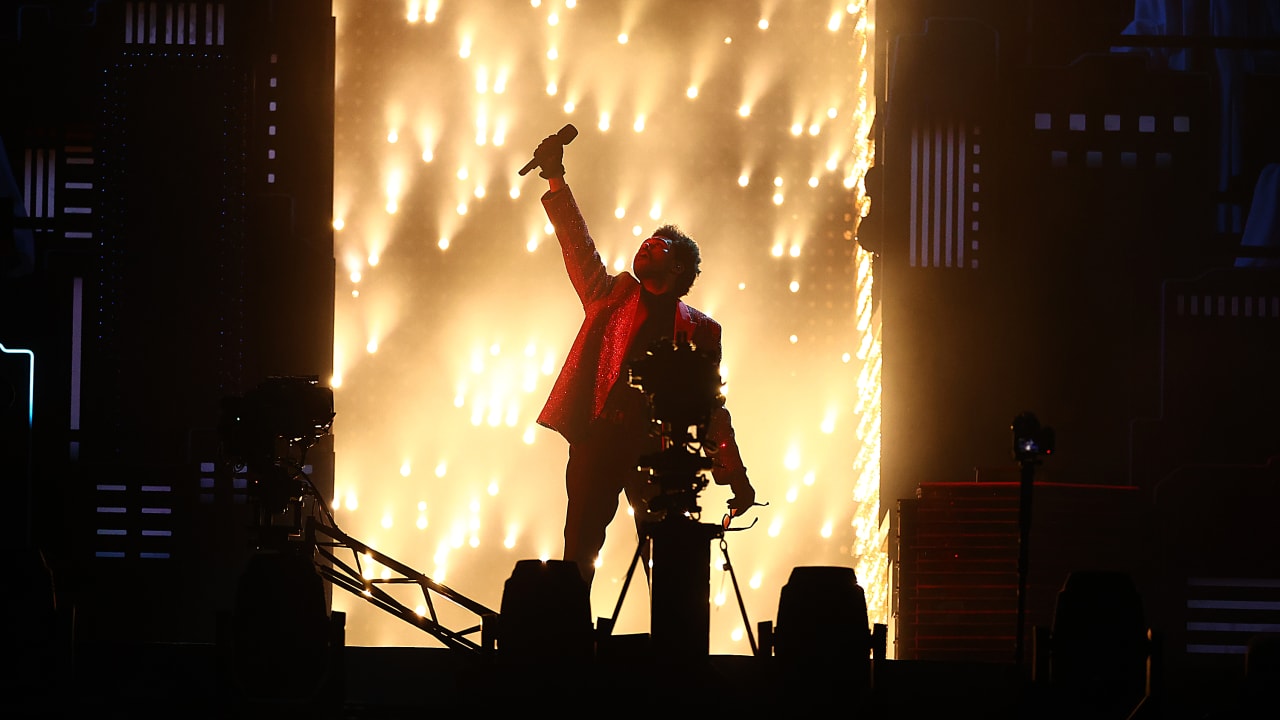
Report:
720,537,758,656
602,532,648,638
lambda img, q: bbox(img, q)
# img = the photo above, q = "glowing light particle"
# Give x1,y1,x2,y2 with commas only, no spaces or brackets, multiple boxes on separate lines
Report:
618,33,628,44
686,86,698,99
546,81,557,96
738,104,751,117
784,447,801,471
789,281,800,293
332,218,344,230
400,462,411,477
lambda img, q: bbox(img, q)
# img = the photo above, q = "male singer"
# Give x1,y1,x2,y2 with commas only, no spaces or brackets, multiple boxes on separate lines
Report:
527,130,756,586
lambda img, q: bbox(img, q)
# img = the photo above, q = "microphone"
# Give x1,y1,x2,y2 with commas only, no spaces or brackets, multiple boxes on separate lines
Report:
518,124,578,176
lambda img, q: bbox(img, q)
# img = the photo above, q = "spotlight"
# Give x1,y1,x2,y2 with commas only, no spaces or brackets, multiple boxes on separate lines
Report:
496,559,593,664
772,565,873,684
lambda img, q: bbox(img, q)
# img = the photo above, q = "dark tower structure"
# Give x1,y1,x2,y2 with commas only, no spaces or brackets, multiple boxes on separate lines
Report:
871,1,1280,707
1,0,336,646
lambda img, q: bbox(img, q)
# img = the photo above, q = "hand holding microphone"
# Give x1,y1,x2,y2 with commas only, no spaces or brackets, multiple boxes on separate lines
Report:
519,124,578,179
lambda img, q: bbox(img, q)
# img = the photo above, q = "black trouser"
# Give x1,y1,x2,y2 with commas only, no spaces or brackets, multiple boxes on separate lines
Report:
562,413,658,587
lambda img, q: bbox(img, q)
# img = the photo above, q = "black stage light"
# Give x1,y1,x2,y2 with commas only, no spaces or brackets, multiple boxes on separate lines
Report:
497,559,593,664
774,566,872,672
1048,570,1149,711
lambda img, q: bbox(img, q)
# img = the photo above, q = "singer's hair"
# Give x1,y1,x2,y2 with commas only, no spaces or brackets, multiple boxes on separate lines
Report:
653,224,701,297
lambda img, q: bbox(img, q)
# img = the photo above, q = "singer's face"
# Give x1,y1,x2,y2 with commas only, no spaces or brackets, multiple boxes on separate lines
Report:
633,235,673,280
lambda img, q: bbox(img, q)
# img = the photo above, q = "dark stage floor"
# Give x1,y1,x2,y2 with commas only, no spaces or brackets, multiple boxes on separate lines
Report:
5,638,1268,719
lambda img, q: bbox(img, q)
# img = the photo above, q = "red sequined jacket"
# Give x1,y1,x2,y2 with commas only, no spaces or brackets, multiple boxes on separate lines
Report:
537,185,748,487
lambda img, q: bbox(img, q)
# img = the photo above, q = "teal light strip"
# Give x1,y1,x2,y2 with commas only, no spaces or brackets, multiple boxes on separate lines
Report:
0,343,34,426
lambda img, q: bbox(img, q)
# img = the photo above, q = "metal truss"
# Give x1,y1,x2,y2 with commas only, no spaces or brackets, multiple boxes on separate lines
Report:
308,518,497,656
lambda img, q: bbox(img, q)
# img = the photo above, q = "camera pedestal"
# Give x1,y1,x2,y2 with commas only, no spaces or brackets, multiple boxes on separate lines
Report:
602,514,752,666
649,517,720,662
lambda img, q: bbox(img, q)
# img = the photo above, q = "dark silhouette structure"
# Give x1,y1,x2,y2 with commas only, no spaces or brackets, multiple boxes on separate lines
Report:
2,1,1278,717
